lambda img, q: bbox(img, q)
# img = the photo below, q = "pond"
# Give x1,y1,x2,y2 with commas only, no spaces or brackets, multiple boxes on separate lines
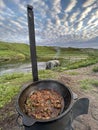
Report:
0,62,46,76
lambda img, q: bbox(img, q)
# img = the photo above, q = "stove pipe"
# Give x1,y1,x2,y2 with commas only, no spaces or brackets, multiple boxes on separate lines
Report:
27,5,38,82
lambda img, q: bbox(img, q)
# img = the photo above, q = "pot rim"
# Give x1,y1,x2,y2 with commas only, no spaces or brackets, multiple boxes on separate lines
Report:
16,79,74,123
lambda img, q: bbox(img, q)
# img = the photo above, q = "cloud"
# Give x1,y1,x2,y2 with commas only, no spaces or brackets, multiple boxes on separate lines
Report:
93,20,98,27
87,14,98,25
17,17,27,26
48,0,61,21
83,0,96,8
95,10,98,16
35,0,97,47
0,0,98,48
52,0,61,14
0,7,15,21
65,0,77,13
10,20,23,30
69,10,80,23
79,6,93,21
18,4,26,12
13,0,20,4
6,7,15,17
0,15,5,21
0,0,6,9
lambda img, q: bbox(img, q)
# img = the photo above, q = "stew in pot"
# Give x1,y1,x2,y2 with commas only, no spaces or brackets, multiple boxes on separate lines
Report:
24,89,64,120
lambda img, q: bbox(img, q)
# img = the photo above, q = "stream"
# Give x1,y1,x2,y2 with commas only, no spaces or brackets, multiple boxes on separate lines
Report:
0,62,46,76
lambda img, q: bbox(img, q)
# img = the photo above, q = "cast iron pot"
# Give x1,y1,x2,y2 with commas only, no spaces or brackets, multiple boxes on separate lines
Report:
16,79,89,130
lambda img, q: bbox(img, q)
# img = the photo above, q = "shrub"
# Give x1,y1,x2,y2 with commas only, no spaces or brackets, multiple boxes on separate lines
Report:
92,66,98,72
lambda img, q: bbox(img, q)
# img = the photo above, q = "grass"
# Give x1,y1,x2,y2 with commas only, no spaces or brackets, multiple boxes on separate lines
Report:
64,71,79,75
80,79,98,90
0,41,98,108
0,41,58,63
91,80,98,87
0,73,32,108
80,79,91,90
66,57,98,69
1,41,98,67
92,66,98,72
0,70,59,108
54,56,98,71
0,41,30,63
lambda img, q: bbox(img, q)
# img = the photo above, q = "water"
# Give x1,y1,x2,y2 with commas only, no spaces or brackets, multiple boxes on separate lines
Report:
0,62,46,76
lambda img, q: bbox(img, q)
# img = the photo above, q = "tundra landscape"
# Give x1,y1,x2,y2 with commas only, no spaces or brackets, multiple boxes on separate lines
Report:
0,41,98,130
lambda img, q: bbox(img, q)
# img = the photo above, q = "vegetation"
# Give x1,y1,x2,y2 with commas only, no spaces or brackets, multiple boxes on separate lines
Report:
0,70,59,108
0,41,98,108
92,66,98,72
0,73,31,108
1,41,98,69
0,41,30,63
65,57,98,69
64,71,79,75
80,79,98,90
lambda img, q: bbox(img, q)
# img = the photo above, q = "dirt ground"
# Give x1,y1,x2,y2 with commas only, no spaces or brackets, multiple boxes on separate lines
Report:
0,63,98,130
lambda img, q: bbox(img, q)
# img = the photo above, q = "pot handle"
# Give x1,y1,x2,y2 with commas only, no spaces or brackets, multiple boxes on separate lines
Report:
72,98,89,121
22,115,36,126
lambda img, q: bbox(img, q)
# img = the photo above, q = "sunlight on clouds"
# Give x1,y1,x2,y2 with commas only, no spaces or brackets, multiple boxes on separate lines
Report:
77,21,83,31
46,19,53,28
0,0,98,48
52,0,61,14
83,0,96,8
95,10,98,16
87,15,98,25
87,10,98,29
69,10,80,23
49,0,61,20
93,20,98,27
55,16,61,26
0,0,6,9
65,0,77,13
79,6,93,21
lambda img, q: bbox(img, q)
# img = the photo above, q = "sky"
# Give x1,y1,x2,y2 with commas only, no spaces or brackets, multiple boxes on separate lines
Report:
0,0,98,48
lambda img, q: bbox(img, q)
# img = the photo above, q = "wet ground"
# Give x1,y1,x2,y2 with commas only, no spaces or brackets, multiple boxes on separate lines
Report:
0,62,46,76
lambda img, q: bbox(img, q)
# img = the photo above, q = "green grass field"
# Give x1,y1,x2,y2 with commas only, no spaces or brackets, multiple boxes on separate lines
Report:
0,41,98,108
0,41,30,63
0,70,59,108
0,41,98,68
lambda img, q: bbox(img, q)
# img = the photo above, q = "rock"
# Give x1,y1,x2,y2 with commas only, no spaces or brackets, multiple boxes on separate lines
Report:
46,60,60,69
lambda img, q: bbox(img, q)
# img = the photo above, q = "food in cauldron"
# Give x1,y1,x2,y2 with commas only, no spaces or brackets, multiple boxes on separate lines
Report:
24,89,64,120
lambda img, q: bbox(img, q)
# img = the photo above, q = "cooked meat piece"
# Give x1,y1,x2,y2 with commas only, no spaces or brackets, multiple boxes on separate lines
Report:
25,89,64,120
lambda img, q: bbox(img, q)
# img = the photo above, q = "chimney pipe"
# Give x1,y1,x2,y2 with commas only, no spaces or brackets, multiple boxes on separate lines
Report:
27,5,38,82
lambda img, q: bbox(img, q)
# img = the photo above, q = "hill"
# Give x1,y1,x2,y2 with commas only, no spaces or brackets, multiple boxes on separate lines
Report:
0,41,98,69
0,41,30,63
